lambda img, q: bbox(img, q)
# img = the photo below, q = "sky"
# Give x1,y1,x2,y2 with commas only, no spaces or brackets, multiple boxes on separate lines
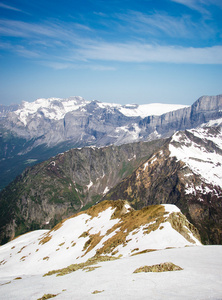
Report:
0,0,222,106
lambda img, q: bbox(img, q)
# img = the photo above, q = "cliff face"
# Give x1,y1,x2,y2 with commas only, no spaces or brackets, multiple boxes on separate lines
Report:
0,138,165,245
105,126,222,244
139,94,222,139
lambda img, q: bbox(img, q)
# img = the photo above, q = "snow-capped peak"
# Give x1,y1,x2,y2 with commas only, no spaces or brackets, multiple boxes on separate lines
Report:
13,96,188,126
14,96,89,125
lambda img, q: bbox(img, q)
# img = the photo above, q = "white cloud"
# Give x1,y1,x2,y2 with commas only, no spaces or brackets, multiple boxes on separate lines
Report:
78,42,222,64
171,0,222,16
0,2,23,12
42,61,116,71
117,11,195,38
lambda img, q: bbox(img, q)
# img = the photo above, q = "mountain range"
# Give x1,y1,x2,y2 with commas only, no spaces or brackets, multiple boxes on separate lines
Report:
0,95,222,245
1,94,222,190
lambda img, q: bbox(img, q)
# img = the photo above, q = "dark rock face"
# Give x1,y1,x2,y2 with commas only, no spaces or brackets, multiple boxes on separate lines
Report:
0,138,165,245
105,127,222,245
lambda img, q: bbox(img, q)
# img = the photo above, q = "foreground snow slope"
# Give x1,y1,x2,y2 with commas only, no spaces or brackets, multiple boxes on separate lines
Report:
0,246,221,300
0,201,201,277
1,200,221,299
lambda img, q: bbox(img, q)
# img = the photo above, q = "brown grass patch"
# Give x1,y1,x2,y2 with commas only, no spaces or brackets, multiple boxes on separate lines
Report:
39,234,52,245
0,281,11,286
58,242,65,247
37,294,58,300
131,249,157,256
79,200,132,220
43,255,119,277
0,260,6,265
79,231,89,238
92,290,104,294
95,204,165,256
83,266,101,272
83,232,104,255
18,246,26,253
71,241,76,247
133,262,183,273
43,256,49,261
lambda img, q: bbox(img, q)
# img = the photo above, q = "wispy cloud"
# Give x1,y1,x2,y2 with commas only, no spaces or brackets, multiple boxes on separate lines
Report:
0,2,23,12
171,0,222,16
41,61,116,71
0,8,221,68
117,11,190,38
0,19,75,39
14,46,40,58
0,2,30,15
116,10,216,41
78,42,222,64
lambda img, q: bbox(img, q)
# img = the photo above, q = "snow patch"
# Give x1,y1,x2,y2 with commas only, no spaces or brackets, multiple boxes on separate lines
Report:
103,186,109,195
87,181,93,190
169,128,222,188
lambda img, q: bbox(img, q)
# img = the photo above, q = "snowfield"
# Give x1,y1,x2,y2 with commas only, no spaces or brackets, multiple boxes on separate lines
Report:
0,246,222,299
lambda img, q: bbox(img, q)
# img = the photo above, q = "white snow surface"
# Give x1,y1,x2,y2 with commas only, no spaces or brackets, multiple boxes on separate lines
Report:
118,103,188,118
1,246,222,299
14,96,188,125
169,127,222,189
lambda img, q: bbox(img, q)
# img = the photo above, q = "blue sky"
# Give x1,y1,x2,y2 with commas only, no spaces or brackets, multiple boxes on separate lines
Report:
0,0,222,105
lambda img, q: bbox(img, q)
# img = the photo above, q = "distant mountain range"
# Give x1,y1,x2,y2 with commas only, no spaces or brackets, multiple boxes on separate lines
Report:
0,94,221,190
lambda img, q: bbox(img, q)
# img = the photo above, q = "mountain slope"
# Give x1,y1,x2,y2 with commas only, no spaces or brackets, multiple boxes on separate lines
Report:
0,94,221,190
105,126,222,244
2,201,220,300
0,200,201,277
0,138,166,245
